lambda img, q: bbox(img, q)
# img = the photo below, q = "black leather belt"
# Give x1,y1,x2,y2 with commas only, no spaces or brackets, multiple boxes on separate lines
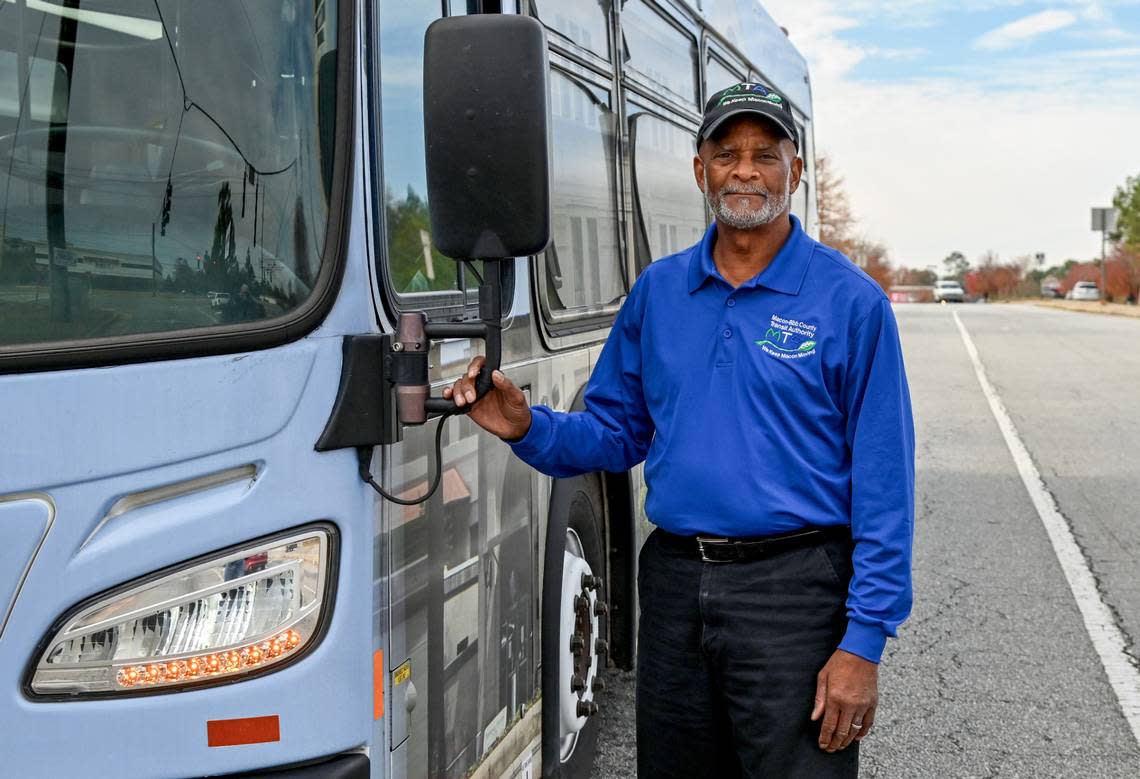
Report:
655,526,850,564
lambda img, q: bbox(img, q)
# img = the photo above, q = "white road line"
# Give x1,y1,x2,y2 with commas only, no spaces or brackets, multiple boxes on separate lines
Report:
952,309,1140,746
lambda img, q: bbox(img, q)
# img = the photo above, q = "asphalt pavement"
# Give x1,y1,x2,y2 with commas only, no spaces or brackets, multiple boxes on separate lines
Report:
591,302,1140,778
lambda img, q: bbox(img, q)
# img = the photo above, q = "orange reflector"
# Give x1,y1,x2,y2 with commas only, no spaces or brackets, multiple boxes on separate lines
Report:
207,715,280,747
373,650,384,720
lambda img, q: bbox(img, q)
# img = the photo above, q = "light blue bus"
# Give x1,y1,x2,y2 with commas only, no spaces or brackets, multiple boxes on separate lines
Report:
0,2,816,777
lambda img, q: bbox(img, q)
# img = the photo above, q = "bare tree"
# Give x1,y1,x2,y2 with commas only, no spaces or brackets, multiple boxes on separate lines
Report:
816,154,855,250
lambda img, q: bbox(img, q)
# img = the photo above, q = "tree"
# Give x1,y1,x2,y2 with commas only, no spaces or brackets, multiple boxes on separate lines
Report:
813,154,891,290
1108,245,1140,301
941,251,968,281
816,154,855,250
1113,174,1140,248
385,186,455,293
893,266,936,286
847,239,892,292
243,248,256,286
963,251,1029,299
205,182,239,293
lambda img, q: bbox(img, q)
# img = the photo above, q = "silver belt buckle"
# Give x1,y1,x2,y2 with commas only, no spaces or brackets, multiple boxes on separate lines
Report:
697,537,729,563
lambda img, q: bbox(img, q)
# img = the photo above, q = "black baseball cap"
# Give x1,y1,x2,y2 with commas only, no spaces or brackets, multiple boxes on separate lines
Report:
697,82,799,152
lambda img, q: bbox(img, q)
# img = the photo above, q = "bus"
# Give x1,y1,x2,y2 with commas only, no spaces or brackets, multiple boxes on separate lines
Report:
0,2,816,778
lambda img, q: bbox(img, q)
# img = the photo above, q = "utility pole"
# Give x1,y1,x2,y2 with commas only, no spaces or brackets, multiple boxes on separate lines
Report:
1091,208,1116,303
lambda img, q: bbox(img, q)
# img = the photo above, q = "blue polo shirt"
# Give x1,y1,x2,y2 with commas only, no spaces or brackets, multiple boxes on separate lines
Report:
510,215,914,663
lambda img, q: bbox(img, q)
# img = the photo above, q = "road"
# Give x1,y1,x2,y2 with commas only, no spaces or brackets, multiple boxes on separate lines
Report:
592,302,1140,778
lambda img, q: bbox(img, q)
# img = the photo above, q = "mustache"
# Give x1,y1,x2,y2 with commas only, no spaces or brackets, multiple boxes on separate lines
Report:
718,184,769,198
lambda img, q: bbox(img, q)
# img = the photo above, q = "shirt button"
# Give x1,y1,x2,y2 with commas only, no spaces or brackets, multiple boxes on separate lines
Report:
726,298,736,307
723,329,732,339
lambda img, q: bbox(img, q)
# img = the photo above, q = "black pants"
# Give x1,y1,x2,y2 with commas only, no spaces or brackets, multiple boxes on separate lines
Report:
636,528,859,779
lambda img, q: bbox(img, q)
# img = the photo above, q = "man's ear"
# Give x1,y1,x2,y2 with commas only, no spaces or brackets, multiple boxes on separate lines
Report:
790,154,804,193
694,154,707,194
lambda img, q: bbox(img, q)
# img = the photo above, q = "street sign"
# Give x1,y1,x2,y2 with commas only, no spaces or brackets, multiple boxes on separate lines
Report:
1091,207,1116,233
1035,252,1045,266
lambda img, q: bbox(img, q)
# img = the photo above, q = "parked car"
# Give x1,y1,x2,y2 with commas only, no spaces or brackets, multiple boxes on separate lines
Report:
933,279,966,303
1066,281,1099,301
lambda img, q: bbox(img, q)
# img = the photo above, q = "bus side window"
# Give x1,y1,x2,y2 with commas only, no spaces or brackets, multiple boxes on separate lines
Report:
377,2,457,297
531,0,611,61
621,0,698,108
705,53,744,97
538,70,623,322
630,112,706,274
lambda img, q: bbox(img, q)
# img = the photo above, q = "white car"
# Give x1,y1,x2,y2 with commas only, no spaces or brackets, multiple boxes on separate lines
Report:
932,279,965,303
1066,281,1100,301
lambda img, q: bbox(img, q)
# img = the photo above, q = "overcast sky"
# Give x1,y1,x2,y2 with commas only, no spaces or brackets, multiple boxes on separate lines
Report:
761,0,1140,271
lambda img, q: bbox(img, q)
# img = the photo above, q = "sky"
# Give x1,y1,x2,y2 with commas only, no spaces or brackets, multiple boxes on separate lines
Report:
761,0,1140,272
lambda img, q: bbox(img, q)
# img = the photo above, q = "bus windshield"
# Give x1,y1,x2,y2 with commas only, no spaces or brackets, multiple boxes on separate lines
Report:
0,0,338,350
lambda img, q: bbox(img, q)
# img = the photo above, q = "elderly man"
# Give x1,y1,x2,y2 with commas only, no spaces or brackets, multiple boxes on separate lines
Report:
445,82,914,778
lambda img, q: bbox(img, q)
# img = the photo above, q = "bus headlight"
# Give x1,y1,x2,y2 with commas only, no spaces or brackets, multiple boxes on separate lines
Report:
28,525,335,697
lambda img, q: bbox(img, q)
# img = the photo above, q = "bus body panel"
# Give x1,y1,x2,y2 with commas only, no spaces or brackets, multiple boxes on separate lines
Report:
0,338,378,776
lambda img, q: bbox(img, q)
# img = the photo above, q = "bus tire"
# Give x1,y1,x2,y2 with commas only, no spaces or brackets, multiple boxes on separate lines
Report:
541,471,608,779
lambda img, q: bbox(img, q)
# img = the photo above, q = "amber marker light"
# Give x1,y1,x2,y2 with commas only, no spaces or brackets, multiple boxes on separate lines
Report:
113,630,305,689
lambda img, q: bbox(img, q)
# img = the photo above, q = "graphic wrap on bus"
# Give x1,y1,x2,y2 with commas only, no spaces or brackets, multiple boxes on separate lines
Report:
0,1,815,778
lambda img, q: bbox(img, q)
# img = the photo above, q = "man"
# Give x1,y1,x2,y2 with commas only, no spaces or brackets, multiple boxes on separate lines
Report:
444,83,914,778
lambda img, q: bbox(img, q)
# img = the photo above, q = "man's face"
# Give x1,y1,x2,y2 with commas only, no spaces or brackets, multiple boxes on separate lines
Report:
694,116,804,230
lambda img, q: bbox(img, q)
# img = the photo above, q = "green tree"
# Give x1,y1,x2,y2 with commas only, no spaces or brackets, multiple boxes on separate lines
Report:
243,248,257,287
384,187,455,293
206,182,239,292
1113,174,1140,248
942,251,968,280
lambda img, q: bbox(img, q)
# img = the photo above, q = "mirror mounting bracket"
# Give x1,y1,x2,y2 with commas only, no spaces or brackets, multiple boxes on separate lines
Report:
387,258,504,434
313,260,504,452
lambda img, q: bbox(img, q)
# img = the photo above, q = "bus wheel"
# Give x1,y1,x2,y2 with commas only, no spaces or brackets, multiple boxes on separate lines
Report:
544,475,608,778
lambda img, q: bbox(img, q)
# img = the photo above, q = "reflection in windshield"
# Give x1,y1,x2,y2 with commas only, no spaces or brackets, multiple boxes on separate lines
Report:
0,0,338,348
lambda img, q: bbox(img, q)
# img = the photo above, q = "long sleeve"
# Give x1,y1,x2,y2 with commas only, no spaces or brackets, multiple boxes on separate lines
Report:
838,297,915,663
508,278,655,478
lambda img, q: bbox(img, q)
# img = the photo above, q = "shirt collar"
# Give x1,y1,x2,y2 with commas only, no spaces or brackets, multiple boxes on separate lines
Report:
687,214,811,296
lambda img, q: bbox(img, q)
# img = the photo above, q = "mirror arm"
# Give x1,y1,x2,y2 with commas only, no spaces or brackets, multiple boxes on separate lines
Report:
387,260,506,426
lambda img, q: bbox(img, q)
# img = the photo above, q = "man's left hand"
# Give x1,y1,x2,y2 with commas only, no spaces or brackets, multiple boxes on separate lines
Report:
810,649,878,752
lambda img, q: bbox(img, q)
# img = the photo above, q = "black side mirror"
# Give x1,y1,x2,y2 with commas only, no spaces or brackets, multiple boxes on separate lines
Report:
423,14,551,259
380,15,552,428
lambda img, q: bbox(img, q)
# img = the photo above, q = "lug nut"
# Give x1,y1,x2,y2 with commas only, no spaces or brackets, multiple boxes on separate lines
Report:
592,678,606,693
577,700,599,717
570,633,585,653
581,574,602,591
594,600,608,617
571,674,586,693
574,595,590,613
595,638,609,656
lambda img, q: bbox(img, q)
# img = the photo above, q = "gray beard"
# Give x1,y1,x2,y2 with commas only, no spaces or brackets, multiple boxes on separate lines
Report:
704,170,792,229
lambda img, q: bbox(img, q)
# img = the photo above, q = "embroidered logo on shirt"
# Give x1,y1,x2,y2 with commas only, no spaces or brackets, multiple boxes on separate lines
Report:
756,314,818,360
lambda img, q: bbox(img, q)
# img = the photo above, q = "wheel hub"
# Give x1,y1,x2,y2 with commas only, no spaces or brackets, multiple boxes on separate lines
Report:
559,528,604,762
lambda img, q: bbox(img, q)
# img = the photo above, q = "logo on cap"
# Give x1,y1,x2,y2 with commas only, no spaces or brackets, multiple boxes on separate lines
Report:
716,83,785,108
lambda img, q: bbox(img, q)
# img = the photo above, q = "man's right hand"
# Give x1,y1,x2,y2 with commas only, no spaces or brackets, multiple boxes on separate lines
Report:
442,356,532,441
